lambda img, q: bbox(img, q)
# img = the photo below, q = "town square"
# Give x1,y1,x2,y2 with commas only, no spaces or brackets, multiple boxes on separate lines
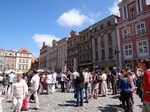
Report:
0,0,150,112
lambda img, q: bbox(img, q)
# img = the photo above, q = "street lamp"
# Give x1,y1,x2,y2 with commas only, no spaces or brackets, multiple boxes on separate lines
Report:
114,49,120,70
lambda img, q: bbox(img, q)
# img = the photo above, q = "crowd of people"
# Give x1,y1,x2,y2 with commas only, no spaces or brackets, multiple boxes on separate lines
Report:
0,59,149,112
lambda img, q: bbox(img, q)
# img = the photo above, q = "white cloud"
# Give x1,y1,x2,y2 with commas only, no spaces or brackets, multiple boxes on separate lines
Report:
146,0,150,5
57,8,96,27
109,0,122,16
32,34,60,48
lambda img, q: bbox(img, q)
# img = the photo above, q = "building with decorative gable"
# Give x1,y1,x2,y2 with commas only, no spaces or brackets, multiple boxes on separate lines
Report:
117,0,150,69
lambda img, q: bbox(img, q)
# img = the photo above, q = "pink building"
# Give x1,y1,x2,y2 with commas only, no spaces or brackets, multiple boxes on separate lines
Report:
117,0,150,69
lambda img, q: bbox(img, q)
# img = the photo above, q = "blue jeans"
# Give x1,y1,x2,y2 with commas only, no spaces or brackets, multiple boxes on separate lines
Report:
76,87,84,106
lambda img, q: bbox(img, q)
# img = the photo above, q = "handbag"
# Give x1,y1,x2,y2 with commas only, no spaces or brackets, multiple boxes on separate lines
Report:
21,96,29,111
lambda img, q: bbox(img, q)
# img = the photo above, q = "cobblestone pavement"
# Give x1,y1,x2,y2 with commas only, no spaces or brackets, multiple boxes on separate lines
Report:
2,89,142,112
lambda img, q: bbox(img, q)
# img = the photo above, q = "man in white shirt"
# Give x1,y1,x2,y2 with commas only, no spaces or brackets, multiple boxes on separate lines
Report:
72,70,79,98
83,69,90,103
30,70,40,109
60,72,68,92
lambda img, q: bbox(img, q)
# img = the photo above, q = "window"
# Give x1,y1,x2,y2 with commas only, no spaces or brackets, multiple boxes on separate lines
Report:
7,64,9,69
108,33,112,41
26,59,28,63
101,44,104,48
107,21,111,27
124,44,132,56
136,0,143,13
22,65,24,70
26,65,28,70
122,28,130,38
101,49,105,60
83,36,85,40
100,25,104,29
94,27,97,32
138,40,148,54
80,36,82,41
19,65,21,69
109,47,113,59
95,38,98,46
95,51,98,61
23,59,25,63
136,23,146,34
87,43,90,49
101,36,104,43
124,6,127,18
11,64,14,69
19,59,21,63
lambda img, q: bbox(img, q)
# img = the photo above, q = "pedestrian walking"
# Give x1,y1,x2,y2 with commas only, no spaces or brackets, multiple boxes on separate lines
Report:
45,72,55,94
83,69,90,103
137,59,150,112
11,74,28,112
92,71,99,99
6,71,16,102
100,67,107,97
111,67,118,95
119,71,134,112
75,71,84,107
30,70,40,110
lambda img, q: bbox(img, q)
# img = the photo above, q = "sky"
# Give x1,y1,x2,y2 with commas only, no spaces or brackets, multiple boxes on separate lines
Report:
0,0,121,57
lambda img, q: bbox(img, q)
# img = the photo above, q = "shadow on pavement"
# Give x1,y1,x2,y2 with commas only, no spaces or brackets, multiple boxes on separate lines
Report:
136,104,142,109
110,95,120,99
98,104,123,112
58,100,76,107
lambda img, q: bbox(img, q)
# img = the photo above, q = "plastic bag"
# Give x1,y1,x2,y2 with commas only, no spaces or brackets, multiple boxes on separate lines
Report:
21,96,29,111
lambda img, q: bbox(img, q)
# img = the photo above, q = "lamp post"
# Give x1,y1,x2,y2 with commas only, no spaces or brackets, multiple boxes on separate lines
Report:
115,50,120,70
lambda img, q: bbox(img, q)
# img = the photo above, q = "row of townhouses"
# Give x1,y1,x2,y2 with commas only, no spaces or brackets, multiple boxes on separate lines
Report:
39,0,150,72
0,48,32,74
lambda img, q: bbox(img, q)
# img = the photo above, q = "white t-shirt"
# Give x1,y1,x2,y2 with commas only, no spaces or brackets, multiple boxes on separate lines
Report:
12,79,28,98
83,72,90,83
53,72,57,83
46,74,54,84
31,74,40,91
72,72,79,80
101,73,107,81
61,73,66,81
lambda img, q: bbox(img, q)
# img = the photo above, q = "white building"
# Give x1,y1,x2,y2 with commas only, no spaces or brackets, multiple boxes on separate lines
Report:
16,48,32,73
56,38,67,72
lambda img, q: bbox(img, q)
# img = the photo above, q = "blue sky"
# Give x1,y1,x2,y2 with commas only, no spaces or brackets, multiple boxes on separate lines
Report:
0,0,121,56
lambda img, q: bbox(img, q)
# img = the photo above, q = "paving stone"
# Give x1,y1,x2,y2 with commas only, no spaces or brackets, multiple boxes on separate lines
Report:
2,90,142,112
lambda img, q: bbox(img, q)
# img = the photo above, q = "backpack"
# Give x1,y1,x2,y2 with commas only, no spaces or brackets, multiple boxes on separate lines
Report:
93,74,101,83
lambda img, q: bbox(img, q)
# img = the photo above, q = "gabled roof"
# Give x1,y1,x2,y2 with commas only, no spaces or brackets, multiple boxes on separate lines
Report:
18,47,31,54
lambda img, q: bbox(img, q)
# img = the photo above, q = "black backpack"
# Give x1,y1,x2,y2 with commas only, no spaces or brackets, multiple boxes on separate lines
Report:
93,74,101,83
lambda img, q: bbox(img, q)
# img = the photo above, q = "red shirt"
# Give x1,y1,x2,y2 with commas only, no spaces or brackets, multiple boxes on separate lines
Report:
143,70,150,102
